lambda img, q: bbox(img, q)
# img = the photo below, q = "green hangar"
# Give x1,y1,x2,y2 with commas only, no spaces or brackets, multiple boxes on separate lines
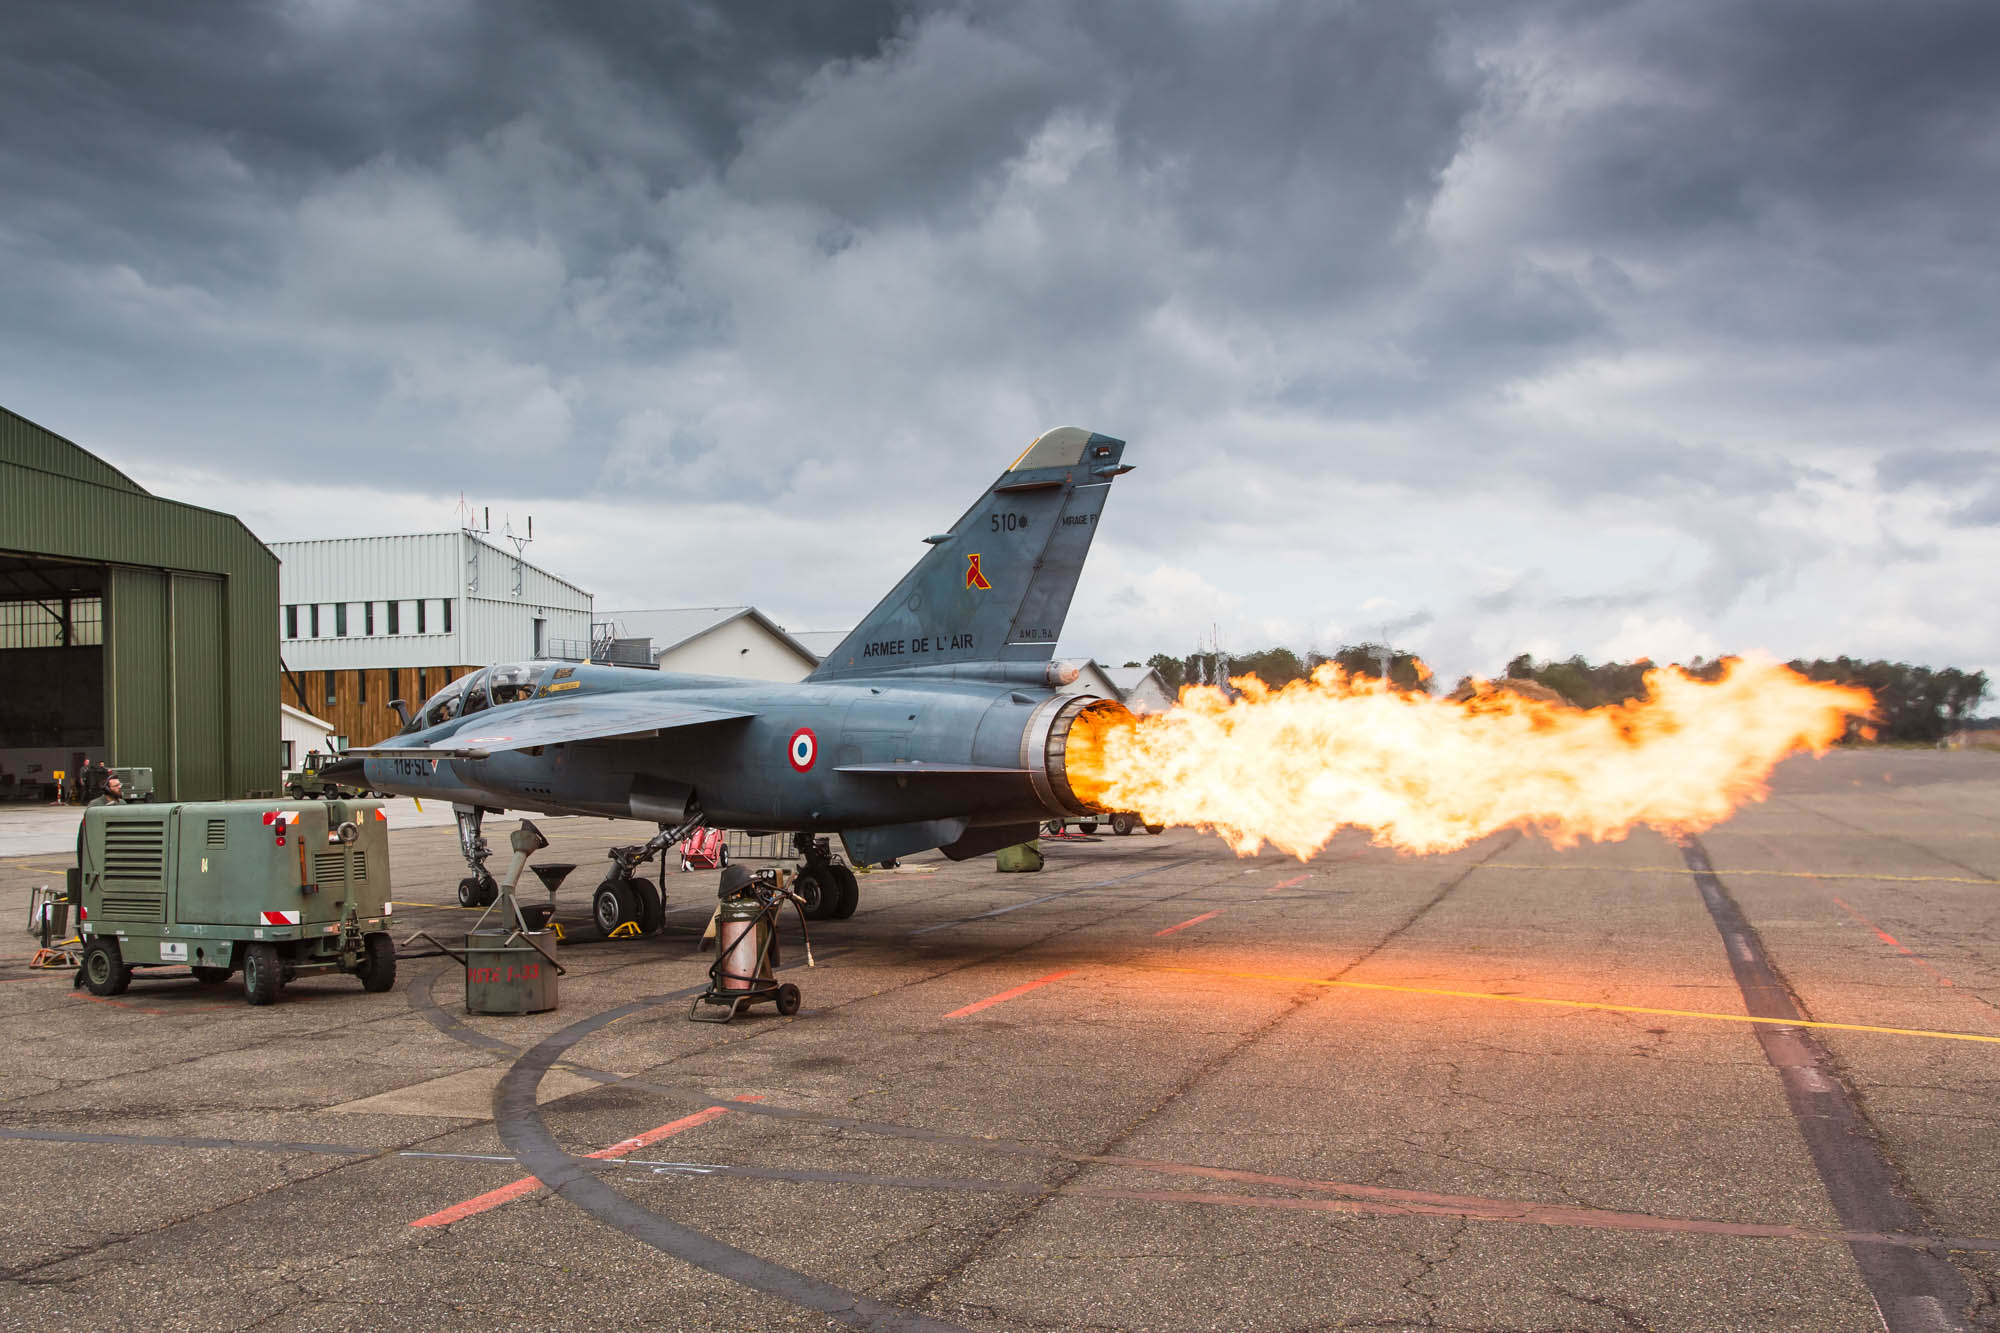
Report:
0,406,278,802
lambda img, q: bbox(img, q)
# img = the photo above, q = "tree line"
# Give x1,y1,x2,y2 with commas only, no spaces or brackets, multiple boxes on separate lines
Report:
1132,647,1989,744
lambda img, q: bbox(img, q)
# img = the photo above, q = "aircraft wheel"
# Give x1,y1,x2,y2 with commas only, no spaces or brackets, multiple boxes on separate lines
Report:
633,880,665,934
81,938,132,997
829,864,860,919
357,932,398,992
775,983,801,1016
594,876,641,938
191,965,231,985
477,873,500,907
1078,820,1099,835
1110,813,1135,836
794,871,835,920
457,877,481,908
243,943,282,1006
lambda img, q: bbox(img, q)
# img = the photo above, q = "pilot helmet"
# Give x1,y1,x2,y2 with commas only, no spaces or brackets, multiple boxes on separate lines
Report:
717,864,752,898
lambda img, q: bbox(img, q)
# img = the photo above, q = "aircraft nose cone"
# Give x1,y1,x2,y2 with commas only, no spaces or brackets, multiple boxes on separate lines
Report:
319,756,366,785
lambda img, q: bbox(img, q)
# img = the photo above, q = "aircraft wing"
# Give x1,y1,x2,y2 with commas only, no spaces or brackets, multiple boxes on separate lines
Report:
352,696,755,759
834,762,1033,775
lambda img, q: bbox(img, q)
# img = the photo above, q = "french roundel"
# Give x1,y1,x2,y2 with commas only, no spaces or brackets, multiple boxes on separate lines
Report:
788,728,817,772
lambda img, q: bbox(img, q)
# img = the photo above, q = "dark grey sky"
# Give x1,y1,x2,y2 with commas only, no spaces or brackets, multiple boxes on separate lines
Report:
4,1,1996,686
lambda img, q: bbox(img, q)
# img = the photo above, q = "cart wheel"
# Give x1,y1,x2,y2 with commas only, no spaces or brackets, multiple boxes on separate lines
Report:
357,932,397,992
1146,824,1165,835
775,983,801,1016
191,965,231,985
81,938,132,997
1078,820,1099,835
456,877,480,908
593,875,641,938
1110,813,1135,836
830,864,860,920
1042,820,1063,836
718,844,730,867
634,879,665,934
243,943,282,1006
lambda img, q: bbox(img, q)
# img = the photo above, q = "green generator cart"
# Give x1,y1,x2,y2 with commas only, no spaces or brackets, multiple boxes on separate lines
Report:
73,799,396,1006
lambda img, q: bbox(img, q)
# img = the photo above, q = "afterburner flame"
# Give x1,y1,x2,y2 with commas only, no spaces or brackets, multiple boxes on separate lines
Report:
1066,657,1874,858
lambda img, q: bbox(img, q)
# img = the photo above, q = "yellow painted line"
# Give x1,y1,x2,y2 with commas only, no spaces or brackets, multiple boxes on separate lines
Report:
1476,864,2000,887
1138,966,2000,1046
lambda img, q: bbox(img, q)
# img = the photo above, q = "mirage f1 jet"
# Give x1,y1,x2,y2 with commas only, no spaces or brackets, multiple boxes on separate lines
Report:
329,428,1136,936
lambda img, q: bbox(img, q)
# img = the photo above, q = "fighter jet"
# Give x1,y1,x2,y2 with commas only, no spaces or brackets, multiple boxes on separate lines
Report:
331,428,1136,935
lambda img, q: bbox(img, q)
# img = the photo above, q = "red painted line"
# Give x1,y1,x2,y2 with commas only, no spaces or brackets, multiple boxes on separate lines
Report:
1267,875,1308,894
943,969,1077,1018
1155,910,1222,937
410,1094,761,1228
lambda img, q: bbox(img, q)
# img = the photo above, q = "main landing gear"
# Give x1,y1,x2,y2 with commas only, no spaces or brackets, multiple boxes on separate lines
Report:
594,810,707,939
789,833,859,922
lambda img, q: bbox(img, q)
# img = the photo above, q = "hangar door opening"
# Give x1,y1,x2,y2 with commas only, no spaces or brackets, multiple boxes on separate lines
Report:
0,556,105,801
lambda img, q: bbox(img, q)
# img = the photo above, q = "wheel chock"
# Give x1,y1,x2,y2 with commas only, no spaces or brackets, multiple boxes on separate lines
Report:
608,920,644,939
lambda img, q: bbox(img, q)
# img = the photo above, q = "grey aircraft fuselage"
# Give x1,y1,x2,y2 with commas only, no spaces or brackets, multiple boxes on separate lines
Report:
341,428,1135,867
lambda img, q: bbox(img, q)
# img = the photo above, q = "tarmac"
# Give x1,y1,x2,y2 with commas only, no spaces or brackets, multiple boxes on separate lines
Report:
1,747,1996,1331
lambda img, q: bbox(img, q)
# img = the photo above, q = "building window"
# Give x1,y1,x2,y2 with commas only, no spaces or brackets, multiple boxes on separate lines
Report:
323,670,337,709
417,669,428,697
334,603,348,637
310,605,321,637
417,600,427,634
281,740,294,772
358,669,368,705
285,605,298,639
387,600,400,635
443,598,453,633
388,668,400,704
365,602,375,635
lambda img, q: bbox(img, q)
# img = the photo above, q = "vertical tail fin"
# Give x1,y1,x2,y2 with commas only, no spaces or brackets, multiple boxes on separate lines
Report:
808,428,1130,680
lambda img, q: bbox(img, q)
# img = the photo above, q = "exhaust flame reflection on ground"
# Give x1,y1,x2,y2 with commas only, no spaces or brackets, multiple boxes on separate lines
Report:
1065,657,1875,859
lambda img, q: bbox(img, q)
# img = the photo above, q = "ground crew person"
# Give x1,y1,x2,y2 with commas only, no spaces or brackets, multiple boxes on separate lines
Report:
88,775,123,807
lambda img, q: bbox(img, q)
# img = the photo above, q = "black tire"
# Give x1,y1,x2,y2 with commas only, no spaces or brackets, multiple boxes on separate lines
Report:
795,871,835,921
1110,813,1135,836
191,965,231,985
477,873,499,907
1145,824,1165,835
357,932,397,992
718,844,730,867
243,942,282,1006
81,938,132,997
457,877,480,908
1078,820,1099,835
775,983,801,1016
829,864,860,920
1042,820,1063,836
593,875,641,938
287,784,304,799
634,879,665,935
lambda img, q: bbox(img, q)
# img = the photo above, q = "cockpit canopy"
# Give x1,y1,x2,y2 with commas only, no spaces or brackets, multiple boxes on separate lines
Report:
405,660,561,733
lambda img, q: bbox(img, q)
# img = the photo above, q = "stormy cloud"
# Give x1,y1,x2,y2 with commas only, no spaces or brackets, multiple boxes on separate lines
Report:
3,1,1995,687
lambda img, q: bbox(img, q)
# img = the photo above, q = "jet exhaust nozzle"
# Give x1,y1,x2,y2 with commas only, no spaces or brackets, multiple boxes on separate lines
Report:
1023,693,1133,818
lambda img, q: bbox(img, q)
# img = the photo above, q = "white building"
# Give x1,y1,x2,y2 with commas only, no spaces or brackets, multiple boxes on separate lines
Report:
1104,665,1175,713
280,702,337,773
605,607,822,682
270,531,593,741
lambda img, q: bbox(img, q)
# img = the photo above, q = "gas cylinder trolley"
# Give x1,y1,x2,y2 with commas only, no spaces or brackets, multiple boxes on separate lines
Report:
691,865,813,1022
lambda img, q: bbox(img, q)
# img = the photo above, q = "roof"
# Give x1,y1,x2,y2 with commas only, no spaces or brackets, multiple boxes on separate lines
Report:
605,606,821,666
281,702,335,730
268,531,593,602
1103,666,1164,691
787,630,850,661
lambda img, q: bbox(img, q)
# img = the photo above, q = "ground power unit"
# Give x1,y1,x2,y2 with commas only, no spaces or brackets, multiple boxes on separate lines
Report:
73,799,396,1005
